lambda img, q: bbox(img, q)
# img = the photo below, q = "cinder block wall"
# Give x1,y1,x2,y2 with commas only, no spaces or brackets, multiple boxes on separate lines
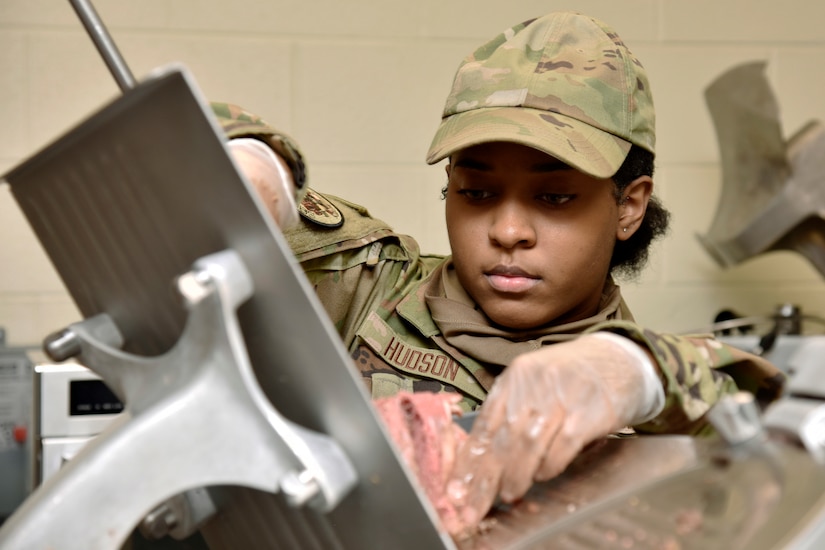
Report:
2,0,825,345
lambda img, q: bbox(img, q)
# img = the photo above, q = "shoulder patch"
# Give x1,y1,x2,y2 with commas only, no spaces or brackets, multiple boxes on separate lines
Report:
298,189,344,228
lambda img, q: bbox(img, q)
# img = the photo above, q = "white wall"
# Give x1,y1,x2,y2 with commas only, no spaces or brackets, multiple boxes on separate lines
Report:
2,0,825,346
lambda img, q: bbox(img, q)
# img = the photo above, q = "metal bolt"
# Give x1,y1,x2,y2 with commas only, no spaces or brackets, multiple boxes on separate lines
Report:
140,503,179,540
281,469,320,508
775,303,802,335
43,328,81,361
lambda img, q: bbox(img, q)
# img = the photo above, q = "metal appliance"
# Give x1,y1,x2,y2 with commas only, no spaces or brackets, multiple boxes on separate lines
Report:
34,362,123,485
0,63,443,549
0,330,34,525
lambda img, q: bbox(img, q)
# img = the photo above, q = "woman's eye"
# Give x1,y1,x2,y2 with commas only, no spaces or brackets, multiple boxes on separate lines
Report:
458,189,494,201
539,193,574,205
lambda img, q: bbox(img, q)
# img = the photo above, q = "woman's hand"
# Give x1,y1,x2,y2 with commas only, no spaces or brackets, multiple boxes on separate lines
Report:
228,137,299,228
445,333,663,536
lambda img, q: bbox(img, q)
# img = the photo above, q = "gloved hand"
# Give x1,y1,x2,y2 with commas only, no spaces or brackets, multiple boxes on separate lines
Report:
228,137,300,228
445,332,664,536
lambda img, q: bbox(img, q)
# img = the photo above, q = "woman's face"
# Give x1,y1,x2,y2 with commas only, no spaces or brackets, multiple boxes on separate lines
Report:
445,142,624,330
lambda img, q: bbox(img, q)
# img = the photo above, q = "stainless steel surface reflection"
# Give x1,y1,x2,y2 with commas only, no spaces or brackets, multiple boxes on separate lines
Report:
457,433,825,550
457,436,701,549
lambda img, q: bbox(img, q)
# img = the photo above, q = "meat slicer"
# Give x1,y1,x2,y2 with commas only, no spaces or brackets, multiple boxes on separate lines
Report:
4,3,825,549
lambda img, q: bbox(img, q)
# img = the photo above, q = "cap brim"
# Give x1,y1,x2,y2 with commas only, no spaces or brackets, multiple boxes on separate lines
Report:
426,107,631,179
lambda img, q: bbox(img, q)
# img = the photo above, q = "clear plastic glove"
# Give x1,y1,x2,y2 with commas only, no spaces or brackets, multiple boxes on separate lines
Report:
228,137,299,228
445,332,664,536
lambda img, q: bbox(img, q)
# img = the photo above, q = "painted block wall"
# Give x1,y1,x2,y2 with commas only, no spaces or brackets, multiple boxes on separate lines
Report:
2,0,825,345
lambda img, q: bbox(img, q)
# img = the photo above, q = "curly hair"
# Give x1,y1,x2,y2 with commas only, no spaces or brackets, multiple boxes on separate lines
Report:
440,144,671,279
610,145,670,279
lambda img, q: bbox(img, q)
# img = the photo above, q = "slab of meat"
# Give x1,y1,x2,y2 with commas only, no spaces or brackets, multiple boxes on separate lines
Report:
375,391,470,536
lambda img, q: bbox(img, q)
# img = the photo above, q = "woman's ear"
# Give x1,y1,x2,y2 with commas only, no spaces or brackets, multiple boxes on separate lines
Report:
617,176,653,241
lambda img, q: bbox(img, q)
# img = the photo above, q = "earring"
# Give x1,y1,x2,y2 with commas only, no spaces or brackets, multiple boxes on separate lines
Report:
623,227,628,233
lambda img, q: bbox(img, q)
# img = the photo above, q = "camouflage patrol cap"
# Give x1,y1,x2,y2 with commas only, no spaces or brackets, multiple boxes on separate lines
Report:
426,11,655,178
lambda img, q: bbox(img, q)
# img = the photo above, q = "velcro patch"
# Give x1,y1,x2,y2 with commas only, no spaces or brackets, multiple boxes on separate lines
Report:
298,189,344,228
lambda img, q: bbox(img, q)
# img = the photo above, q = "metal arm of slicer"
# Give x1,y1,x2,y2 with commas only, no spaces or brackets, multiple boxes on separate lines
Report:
68,0,135,91
0,249,357,550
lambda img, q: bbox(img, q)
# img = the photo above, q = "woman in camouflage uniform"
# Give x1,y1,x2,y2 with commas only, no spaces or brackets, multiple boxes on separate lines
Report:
219,11,784,533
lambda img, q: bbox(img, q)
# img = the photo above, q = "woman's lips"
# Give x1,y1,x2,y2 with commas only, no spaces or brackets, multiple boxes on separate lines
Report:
485,266,540,293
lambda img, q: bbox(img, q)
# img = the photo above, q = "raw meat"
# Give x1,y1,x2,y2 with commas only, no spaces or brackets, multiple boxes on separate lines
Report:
375,391,469,536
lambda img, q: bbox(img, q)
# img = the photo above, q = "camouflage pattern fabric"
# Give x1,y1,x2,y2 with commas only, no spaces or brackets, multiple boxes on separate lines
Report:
284,191,784,427
427,11,655,179
586,322,785,435
211,103,785,432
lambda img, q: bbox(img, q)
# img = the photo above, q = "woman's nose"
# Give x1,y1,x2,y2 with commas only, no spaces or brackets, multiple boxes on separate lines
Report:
488,202,536,249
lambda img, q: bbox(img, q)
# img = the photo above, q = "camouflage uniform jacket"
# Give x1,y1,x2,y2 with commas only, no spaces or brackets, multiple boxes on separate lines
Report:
213,104,786,436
